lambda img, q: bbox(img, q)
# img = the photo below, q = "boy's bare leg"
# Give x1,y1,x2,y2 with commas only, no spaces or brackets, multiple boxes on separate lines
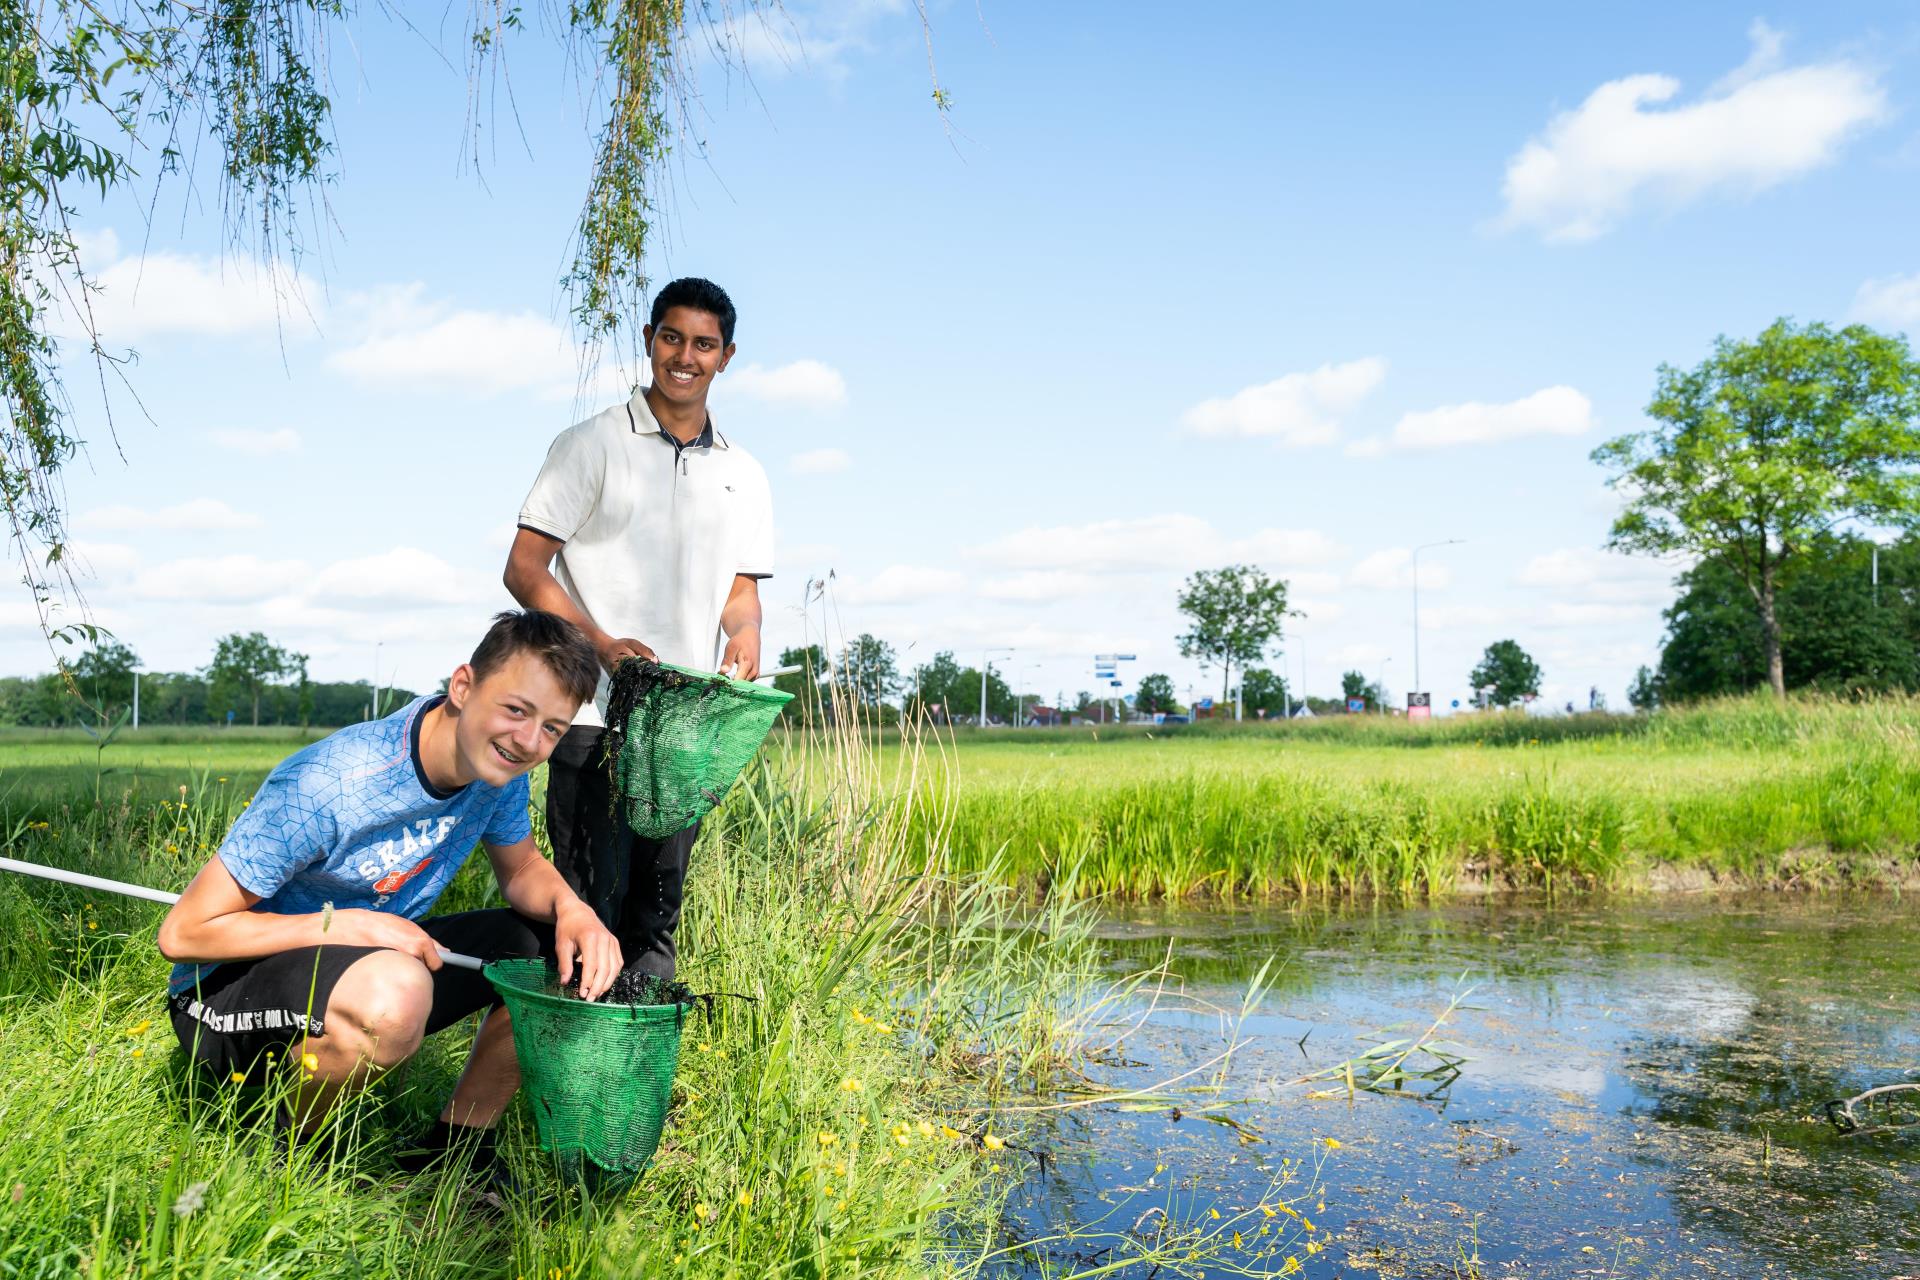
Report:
288,950,434,1136
440,1007,521,1128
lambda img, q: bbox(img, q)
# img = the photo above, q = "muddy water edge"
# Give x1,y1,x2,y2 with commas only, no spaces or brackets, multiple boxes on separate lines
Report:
994,895,1920,1278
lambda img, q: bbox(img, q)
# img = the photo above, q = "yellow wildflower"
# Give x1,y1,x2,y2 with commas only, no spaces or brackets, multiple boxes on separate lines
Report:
301,1052,319,1073
981,1132,1004,1151
917,1120,935,1138
735,1190,753,1207
231,1070,247,1083
130,1047,143,1058
832,1161,846,1178
1322,1137,1341,1150
1233,1231,1243,1249
86,922,96,930
822,1183,837,1197
940,1124,962,1140
840,1076,861,1092
1208,1207,1221,1220
128,1019,151,1036
817,1132,837,1147
692,1202,711,1222
1306,1240,1324,1255
1280,1259,1301,1276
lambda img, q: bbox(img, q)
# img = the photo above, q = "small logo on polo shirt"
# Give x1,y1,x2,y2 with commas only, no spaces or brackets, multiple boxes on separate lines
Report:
725,484,735,492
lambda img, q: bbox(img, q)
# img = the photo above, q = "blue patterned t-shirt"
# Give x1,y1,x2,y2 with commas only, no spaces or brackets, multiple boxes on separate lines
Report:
167,696,533,995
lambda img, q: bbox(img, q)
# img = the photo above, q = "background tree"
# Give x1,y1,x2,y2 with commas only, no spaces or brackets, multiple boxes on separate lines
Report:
71,641,140,716
1593,319,1920,698
1176,564,1291,703
949,665,1016,725
206,633,294,727
1339,670,1384,711
906,650,965,721
1627,665,1661,712
1133,673,1179,715
1471,640,1542,709
774,644,828,722
838,634,900,708
1240,667,1290,718
1653,532,1919,700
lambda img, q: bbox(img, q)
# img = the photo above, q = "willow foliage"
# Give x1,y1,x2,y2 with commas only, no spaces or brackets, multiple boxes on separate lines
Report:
2,0,790,643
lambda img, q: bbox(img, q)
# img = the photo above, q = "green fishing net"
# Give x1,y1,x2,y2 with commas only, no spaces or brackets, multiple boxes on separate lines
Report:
602,659,793,839
484,958,695,1175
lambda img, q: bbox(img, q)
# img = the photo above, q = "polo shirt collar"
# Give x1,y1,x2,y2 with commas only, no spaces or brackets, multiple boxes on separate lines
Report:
628,388,715,450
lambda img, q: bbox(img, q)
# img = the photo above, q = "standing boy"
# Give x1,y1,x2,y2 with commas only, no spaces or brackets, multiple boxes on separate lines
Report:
159,610,619,1171
505,277,773,981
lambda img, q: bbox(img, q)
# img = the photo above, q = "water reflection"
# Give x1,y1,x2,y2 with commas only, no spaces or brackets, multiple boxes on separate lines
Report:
999,896,1920,1278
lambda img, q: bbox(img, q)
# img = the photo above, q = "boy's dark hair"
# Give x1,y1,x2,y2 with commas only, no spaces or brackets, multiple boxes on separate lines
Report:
649,277,737,346
471,610,599,706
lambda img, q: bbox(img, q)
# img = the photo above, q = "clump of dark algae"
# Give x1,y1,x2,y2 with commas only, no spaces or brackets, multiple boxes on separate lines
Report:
555,960,695,1007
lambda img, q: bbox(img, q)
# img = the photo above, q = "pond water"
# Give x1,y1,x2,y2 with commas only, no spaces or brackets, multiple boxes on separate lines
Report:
998,896,1920,1278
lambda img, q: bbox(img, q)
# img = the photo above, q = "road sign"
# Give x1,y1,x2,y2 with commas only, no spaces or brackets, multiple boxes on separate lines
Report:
1094,653,1137,662
1346,698,1366,714
1110,680,1122,687
1408,691,1432,722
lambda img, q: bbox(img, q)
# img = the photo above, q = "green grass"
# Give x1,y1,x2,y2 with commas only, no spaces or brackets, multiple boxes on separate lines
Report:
896,693,1920,897
0,720,1318,1276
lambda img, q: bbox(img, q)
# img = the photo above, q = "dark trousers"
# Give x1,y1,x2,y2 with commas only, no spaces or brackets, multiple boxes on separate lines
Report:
545,725,701,980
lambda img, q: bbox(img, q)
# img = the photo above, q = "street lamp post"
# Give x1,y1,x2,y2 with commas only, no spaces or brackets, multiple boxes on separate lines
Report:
1411,539,1463,701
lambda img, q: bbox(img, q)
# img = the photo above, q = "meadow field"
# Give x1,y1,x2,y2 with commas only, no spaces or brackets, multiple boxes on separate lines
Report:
0,721,1311,1279
899,694,1920,897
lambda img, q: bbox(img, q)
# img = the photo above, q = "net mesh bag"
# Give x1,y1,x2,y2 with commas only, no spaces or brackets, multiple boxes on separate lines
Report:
485,958,695,1175
603,659,793,839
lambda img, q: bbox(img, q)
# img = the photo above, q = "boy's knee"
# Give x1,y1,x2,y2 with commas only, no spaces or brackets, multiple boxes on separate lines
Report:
328,951,434,1067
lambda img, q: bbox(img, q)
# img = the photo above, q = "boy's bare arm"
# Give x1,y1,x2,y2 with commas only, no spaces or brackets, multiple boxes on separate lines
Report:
157,855,444,970
486,836,621,1001
503,527,654,673
718,574,763,680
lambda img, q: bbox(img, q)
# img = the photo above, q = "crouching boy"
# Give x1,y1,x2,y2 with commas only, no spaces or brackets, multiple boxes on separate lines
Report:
158,610,621,1174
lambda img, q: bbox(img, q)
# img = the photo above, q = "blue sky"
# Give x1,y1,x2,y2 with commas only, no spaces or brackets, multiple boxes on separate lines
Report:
14,3,1920,713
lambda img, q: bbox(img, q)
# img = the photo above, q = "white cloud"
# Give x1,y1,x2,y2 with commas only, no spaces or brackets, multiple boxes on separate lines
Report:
1418,604,1514,632
1344,436,1387,459
206,427,302,456
1499,22,1887,242
1391,386,1592,449
1516,548,1681,604
791,447,852,475
329,308,581,396
1849,272,1920,332
729,360,848,409
135,555,309,603
979,571,1101,602
971,515,1341,574
837,564,968,606
1348,548,1456,592
84,499,262,533
84,244,321,340
1181,358,1386,445
1539,602,1659,628
307,548,489,608
66,541,141,583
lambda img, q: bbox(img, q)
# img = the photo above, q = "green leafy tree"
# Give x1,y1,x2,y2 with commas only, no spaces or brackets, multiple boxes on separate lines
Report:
1133,673,1178,715
6,4,947,642
71,641,140,716
1471,640,1542,709
206,633,294,727
774,644,827,722
838,634,900,708
1593,319,1920,698
1339,670,1384,712
1655,533,1920,700
1176,564,1291,703
1627,665,1661,712
906,650,965,721
1240,667,1290,718
949,666,1016,724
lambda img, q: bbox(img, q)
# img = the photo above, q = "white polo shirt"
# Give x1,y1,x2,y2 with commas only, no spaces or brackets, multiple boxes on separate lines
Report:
518,390,774,727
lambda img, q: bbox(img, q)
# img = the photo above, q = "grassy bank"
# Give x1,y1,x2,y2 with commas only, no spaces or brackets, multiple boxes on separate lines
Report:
0,715,1306,1278
903,694,1920,897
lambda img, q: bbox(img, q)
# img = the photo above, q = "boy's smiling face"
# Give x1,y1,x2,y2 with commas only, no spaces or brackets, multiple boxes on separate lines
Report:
444,651,579,786
644,305,734,408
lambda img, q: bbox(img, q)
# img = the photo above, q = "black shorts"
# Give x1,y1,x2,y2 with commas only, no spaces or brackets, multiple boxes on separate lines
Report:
167,909,555,1082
